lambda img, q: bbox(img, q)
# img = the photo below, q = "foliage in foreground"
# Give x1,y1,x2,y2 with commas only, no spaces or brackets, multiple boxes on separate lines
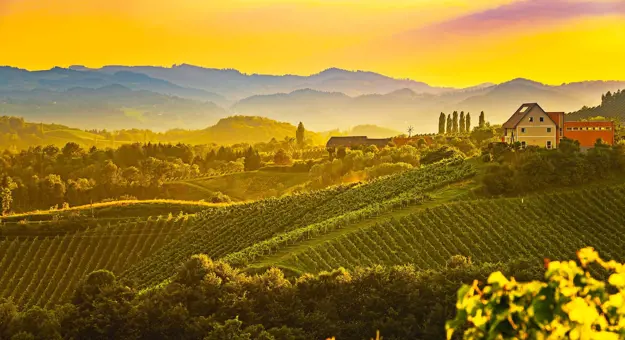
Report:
0,256,543,340
448,247,625,339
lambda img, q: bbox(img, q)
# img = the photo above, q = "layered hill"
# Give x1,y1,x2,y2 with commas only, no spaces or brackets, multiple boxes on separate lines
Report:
566,89,625,121
5,154,625,309
179,115,327,145
72,65,449,99
232,80,625,132
0,114,329,150
3,65,624,132
0,85,227,131
0,66,227,105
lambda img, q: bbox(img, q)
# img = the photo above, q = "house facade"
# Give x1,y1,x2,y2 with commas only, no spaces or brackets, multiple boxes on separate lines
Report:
502,103,615,148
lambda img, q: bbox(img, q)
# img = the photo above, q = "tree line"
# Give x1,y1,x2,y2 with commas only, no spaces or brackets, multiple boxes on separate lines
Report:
0,255,545,340
0,134,323,213
480,137,625,195
438,111,486,135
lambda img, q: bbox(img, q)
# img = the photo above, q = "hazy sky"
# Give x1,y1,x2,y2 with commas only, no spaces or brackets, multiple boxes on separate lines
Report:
1,0,624,86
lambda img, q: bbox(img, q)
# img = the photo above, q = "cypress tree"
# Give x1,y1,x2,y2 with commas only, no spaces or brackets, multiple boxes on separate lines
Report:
459,111,465,133
452,111,459,133
296,122,306,147
466,113,471,133
479,111,486,127
446,114,452,134
438,113,446,134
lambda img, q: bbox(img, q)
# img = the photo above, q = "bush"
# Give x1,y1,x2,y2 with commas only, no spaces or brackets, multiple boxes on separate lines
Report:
421,146,464,165
447,247,625,339
446,255,472,269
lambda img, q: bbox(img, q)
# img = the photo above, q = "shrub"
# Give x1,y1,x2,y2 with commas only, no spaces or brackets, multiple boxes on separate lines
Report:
447,247,625,339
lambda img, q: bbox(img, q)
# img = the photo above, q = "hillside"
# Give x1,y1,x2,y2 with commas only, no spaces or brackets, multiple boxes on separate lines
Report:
267,186,625,274
347,124,402,138
164,170,311,202
72,65,448,99
0,114,330,150
566,88,625,121
180,115,327,145
122,157,475,288
231,80,625,132
0,66,227,105
4,66,625,133
0,85,227,131
0,199,229,307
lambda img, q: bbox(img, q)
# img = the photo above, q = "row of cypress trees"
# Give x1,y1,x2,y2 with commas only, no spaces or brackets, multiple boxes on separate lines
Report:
438,111,485,134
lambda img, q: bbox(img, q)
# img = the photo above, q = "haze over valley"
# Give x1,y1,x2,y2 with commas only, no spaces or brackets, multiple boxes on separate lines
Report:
2,65,624,133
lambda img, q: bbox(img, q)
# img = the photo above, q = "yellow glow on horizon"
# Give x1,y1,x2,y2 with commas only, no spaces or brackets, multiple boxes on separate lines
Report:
0,0,623,86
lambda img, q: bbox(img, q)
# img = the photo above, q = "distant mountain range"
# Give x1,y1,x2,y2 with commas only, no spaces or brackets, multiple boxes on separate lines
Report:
1,65,624,132
0,83,226,131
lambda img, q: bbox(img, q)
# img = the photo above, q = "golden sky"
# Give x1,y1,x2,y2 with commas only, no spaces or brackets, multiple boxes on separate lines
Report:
1,0,624,87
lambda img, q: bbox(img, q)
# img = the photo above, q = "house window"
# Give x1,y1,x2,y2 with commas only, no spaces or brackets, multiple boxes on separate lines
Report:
547,141,552,149
547,128,552,133
540,117,544,122
573,127,579,131
607,127,612,131
521,128,526,133
529,117,534,122
566,127,572,131
521,141,526,148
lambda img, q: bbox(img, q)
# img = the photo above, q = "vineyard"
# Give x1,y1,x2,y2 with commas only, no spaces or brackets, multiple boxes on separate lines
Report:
164,170,310,201
123,157,475,288
0,214,191,307
273,186,625,273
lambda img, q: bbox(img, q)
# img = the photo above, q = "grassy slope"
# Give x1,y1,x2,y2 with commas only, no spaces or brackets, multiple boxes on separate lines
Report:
123,158,476,288
164,171,310,201
266,184,625,274
0,210,196,307
2,199,224,222
246,181,477,273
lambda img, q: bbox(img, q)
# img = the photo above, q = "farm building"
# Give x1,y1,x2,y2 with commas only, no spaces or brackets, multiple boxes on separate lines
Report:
326,135,438,149
326,136,392,148
502,103,614,148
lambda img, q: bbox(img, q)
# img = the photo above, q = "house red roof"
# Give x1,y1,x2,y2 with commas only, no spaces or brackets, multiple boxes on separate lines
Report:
502,103,539,129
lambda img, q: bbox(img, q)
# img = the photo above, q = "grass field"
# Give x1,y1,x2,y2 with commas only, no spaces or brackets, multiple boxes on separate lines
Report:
42,129,130,148
2,199,224,222
164,170,311,201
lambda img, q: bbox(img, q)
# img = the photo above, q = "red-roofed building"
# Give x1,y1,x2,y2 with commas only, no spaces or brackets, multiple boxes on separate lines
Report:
563,120,615,147
502,103,615,148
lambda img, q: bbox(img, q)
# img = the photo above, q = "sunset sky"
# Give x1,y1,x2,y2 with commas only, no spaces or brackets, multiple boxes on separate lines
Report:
1,0,624,87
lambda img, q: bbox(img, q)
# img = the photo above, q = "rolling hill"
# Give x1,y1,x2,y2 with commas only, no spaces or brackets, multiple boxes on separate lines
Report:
0,85,227,131
0,199,227,307
0,114,331,150
4,152,625,312
0,66,227,105
164,170,311,202
231,80,625,132
72,65,450,99
179,115,327,145
3,65,624,133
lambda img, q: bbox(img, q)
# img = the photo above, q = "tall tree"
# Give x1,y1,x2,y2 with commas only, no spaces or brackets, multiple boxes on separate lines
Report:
466,113,471,132
438,113,446,134
452,111,459,133
479,111,486,127
296,122,306,147
459,112,466,133
244,147,262,171
446,114,452,134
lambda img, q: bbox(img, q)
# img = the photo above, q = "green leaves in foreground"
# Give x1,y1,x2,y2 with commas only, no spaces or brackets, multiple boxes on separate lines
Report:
447,247,625,339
